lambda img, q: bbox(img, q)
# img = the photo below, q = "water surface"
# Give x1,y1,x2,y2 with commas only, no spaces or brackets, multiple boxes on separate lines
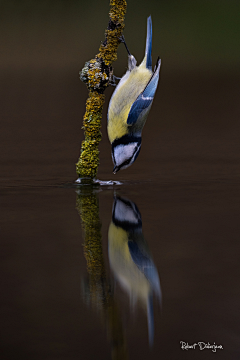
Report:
1,69,240,359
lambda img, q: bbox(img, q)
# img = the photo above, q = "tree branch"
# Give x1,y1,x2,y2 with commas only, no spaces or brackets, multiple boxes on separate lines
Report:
76,0,127,181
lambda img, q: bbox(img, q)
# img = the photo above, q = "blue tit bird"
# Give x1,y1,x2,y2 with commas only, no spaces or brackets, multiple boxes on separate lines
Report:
108,196,161,345
107,16,161,174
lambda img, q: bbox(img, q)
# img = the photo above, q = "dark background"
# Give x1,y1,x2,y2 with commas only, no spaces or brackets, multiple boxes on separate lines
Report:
1,0,240,185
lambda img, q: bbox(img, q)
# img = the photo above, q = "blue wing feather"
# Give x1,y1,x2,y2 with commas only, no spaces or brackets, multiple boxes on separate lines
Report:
127,58,161,125
128,240,161,298
128,241,151,268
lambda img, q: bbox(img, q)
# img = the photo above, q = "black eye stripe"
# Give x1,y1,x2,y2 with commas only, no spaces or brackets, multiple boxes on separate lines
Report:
133,143,141,158
119,157,131,168
111,135,142,169
117,144,141,170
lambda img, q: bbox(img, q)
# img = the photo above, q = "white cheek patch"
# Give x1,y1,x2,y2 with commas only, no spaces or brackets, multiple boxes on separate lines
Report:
114,143,138,166
114,200,139,224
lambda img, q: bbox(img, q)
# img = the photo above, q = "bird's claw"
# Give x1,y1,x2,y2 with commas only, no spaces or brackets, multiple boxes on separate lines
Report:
109,75,121,87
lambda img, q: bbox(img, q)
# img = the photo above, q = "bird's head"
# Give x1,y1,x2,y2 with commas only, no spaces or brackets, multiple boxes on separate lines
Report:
111,135,141,173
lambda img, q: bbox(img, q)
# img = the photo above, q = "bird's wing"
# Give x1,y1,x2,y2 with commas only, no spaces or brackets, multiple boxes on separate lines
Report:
127,58,161,125
128,239,162,301
128,240,151,268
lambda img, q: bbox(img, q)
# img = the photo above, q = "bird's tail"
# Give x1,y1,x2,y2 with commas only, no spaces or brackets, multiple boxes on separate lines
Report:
145,15,152,69
147,294,154,346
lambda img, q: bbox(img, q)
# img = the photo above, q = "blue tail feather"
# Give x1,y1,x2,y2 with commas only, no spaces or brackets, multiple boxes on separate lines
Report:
147,294,154,346
145,16,152,70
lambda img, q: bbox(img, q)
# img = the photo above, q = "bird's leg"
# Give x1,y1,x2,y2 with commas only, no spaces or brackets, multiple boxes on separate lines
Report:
119,35,136,71
118,35,131,56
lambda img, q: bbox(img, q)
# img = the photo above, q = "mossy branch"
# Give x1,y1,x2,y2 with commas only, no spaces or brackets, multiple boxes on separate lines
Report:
76,0,127,181
76,190,128,359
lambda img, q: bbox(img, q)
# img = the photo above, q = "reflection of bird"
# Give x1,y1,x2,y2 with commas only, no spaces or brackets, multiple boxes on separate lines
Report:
108,196,161,345
107,16,161,173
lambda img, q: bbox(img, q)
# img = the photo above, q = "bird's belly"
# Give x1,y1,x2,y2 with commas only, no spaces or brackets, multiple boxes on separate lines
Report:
107,68,152,143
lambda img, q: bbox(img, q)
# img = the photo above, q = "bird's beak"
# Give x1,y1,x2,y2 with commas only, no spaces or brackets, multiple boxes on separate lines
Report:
113,166,119,174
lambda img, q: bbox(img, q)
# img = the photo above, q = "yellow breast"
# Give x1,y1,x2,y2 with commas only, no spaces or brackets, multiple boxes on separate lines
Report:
108,222,151,299
107,66,152,143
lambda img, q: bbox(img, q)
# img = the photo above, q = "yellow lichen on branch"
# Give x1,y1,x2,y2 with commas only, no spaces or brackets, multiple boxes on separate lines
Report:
98,1,127,65
76,191,105,287
76,0,127,181
76,91,104,178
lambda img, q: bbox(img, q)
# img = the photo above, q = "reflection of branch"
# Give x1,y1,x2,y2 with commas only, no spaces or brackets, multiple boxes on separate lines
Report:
107,298,128,360
76,189,106,305
76,0,127,180
76,188,128,360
